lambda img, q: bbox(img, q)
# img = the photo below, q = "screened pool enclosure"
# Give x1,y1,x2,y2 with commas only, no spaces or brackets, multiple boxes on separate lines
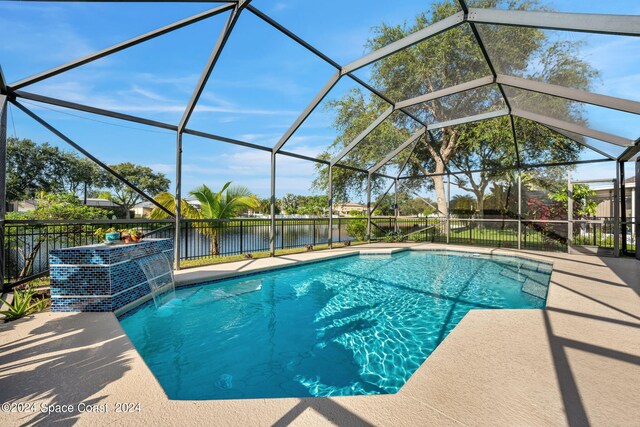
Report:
0,0,639,290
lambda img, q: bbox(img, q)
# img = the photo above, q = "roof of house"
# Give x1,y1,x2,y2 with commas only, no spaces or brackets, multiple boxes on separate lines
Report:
84,198,120,208
134,198,202,209
335,202,366,207
591,177,636,191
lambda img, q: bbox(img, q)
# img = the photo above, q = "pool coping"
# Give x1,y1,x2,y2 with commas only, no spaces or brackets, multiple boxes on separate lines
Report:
1,243,638,426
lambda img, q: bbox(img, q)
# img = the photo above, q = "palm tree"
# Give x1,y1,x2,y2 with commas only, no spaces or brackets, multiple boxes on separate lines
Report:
150,182,259,255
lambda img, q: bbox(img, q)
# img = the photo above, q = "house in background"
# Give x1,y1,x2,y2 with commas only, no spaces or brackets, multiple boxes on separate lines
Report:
333,202,367,216
9,198,119,213
591,177,636,241
84,198,121,210
591,177,635,220
9,200,38,212
132,201,155,218
133,198,207,218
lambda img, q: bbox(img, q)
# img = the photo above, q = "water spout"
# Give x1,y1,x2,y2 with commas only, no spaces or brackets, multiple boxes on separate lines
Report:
137,253,175,307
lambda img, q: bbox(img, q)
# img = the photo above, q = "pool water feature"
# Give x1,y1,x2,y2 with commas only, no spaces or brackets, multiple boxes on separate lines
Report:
119,250,551,400
136,253,175,307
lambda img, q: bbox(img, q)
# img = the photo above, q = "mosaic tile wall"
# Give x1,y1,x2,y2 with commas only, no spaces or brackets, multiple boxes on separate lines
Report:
50,238,174,312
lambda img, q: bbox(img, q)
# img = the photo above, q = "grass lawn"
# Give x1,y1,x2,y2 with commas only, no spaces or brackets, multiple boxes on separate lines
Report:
404,224,570,251
180,241,368,269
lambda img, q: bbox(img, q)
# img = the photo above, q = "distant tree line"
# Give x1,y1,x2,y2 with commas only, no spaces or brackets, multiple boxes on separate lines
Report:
6,137,170,218
251,192,441,217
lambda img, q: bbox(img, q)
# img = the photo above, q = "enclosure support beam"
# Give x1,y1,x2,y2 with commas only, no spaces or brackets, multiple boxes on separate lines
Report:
511,109,634,148
0,95,7,293
394,179,399,234
397,181,440,216
458,0,518,165
0,66,7,95
14,90,178,132
467,8,640,37
545,125,616,160
614,167,620,257
9,3,236,91
517,172,522,250
246,6,341,70
446,175,451,244
510,115,521,168
394,76,494,109
269,152,276,256
619,161,627,255
636,159,640,260
371,179,396,215
497,74,640,115
429,109,509,131
174,133,183,270
369,128,426,174
366,173,372,243
11,100,175,218
331,107,394,166
342,12,465,74
567,175,573,254
178,2,247,133
184,127,393,177
618,138,640,162
397,137,421,179
328,165,333,249
273,71,341,153
401,158,614,180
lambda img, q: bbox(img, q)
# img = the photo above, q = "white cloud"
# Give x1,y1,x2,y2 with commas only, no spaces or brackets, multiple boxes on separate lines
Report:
129,85,170,102
163,144,326,196
29,78,301,117
218,116,240,124
272,3,288,12
582,37,640,99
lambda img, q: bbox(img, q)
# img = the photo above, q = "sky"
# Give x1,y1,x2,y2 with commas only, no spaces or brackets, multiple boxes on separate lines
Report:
1,0,639,202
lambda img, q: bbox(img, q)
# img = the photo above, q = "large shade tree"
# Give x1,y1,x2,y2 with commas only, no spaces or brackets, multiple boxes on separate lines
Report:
5,138,172,221
6,137,62,201
101,162,171,219
313,0,597,215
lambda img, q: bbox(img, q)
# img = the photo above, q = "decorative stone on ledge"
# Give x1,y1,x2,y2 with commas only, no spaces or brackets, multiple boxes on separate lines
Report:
49,238,174,312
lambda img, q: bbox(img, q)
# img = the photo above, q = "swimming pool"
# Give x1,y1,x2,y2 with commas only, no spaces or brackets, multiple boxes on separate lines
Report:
119,250,551,400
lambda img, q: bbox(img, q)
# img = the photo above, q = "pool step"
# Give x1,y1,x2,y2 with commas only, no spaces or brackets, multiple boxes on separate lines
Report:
521,278,548,300
499,267,526,283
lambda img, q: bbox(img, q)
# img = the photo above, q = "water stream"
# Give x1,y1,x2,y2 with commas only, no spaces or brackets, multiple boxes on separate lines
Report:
137,253,175,307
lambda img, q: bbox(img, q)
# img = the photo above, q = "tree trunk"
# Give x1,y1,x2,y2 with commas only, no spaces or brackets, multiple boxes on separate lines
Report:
18,240,43,279
124,206,131,219
476,194,484,218
502,182,513,230
211,233,220,256
432,161,448,217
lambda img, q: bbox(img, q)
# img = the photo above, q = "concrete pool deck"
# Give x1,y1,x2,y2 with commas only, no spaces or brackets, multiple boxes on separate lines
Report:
1,244,638,426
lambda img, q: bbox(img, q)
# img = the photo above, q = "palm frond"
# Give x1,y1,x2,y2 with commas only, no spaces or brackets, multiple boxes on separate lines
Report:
149,192,201,219
219,188,260,219
190,184,219,218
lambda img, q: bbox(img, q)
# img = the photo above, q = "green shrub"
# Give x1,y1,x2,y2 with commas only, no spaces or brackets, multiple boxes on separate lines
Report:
0,286,49,322
346,219,367,241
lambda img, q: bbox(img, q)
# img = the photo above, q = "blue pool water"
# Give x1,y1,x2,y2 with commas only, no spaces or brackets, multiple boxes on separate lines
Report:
119,250,551,400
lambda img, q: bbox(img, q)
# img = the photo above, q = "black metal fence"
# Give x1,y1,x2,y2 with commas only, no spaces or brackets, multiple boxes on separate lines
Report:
3,219,174,288
2,215,629,290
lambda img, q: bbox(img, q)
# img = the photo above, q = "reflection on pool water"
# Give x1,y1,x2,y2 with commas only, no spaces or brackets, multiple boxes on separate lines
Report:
119,250,551,400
